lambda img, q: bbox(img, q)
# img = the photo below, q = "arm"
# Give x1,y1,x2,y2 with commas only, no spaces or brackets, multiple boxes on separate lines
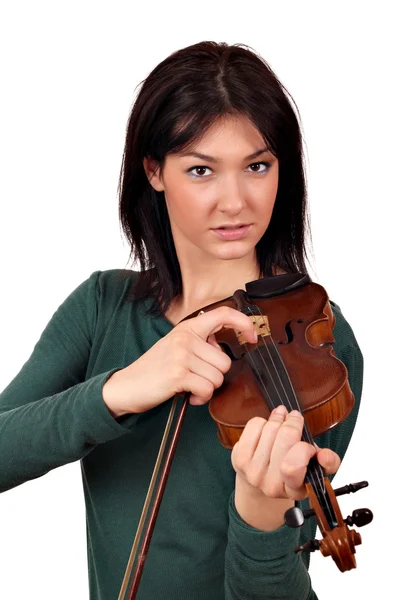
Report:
225,493,318,600
0,271,130,493
224,302,363,599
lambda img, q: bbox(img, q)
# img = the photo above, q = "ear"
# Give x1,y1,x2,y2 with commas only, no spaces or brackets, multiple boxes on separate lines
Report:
143,156,165,192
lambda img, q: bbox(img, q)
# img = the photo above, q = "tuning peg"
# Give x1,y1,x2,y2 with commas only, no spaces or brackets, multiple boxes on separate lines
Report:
285,507,304,528
334,481,369,497
294,539,321,554
284,506,315,528
285,482,373,530
344,508,373,527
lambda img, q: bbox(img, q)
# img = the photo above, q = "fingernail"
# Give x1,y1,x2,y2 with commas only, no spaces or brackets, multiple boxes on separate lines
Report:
274,405,287,415
290,410,302,418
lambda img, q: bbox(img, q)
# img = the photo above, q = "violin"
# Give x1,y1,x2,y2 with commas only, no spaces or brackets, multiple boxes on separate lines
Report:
118,272,373,599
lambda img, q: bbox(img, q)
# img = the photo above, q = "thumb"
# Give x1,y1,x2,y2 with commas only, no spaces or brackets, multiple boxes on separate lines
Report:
315,446,341,475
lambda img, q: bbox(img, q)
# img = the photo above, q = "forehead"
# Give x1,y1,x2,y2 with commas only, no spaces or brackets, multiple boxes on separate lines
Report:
172,115,268,162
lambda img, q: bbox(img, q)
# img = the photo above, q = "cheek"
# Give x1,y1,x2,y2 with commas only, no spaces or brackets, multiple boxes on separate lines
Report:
165,187,209,230
254,186,278,220
267,165,279,198
262,169,279,213
170,179,212,213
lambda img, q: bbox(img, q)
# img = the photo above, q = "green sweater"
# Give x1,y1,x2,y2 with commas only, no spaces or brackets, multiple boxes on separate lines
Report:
0,269,363,600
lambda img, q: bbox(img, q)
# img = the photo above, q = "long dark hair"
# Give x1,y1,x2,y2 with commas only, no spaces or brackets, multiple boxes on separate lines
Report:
118,41,312,316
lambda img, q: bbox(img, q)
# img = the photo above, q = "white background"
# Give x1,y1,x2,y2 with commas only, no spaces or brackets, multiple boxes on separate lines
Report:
0,2,398,598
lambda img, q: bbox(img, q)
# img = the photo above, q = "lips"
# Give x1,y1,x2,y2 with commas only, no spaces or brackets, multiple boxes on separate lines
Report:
212,224,247,230
211,224,251,240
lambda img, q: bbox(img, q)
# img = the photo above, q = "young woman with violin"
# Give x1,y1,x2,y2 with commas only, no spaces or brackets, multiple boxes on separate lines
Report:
0,41,363,599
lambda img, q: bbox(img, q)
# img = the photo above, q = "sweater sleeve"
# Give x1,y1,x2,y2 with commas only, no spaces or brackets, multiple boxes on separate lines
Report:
224,302,363,600
0,271,132,493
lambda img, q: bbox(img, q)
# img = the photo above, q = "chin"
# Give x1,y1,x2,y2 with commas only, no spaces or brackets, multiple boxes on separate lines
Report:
211,245,254,261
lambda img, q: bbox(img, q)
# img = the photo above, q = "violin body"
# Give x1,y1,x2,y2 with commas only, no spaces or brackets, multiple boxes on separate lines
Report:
182,273,354,448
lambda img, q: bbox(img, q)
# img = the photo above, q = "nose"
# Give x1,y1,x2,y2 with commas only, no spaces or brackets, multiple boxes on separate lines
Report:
216,176,246,215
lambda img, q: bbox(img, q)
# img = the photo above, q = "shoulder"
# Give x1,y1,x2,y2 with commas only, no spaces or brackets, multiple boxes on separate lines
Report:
95,268,140,299
71,269,142,322
88,269,147,318
72,269,148,340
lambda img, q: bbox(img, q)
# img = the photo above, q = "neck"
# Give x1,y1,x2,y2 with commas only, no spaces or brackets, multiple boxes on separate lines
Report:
164,262,285,326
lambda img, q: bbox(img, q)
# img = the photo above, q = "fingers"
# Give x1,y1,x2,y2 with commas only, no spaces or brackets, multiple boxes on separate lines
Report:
312,442,341,474
273,417,340,498
231,416,267,467
280,446,340,499
232,407,341,502
185,354,225,405
206,332,220,349
268,409,305,476
316,447,341,474
265,409,308,498
192,306,257,345
173,306,256,405
231,406,287,488
250,406,288,465
192,334,232,372
280,441,317,499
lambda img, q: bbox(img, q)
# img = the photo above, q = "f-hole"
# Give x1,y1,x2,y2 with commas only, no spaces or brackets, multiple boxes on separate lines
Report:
277,318,303,345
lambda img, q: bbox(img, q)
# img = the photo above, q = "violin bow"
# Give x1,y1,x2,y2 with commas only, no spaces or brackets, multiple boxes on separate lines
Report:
117,392,190,600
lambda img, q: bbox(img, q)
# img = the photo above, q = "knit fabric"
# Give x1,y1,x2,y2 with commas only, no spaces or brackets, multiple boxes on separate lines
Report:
0,269,363,599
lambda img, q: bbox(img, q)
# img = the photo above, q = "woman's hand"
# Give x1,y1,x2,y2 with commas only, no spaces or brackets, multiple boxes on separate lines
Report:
231,405,341,531
102,306,257,417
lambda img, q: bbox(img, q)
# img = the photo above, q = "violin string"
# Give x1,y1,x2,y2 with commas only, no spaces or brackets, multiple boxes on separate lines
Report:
249,303,335,524
243,331,333,523
242,333,327,505
242,303,336,524
250,303,332,518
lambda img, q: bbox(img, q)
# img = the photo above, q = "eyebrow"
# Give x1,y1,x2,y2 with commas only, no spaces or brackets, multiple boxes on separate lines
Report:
179,146,271,163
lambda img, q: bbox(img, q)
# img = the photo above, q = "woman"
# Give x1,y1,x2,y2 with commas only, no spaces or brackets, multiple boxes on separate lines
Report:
0,41,363,599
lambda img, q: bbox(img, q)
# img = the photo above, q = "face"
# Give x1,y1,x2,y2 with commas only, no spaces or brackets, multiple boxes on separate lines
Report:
143,114,279,272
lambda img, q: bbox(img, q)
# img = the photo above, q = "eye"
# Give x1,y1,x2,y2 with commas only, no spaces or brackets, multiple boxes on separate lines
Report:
249,162,271,174
187,166,212,178
186,162,271,179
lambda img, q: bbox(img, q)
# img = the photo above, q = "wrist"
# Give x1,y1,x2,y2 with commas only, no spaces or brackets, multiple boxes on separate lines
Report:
102,369,130,418
234,475,294,532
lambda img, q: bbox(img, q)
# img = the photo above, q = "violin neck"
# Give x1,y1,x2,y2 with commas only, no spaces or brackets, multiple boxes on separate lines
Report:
243,339,337,529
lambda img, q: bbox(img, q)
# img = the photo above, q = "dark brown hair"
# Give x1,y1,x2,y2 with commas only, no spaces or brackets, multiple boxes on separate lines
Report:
118,41,312,316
